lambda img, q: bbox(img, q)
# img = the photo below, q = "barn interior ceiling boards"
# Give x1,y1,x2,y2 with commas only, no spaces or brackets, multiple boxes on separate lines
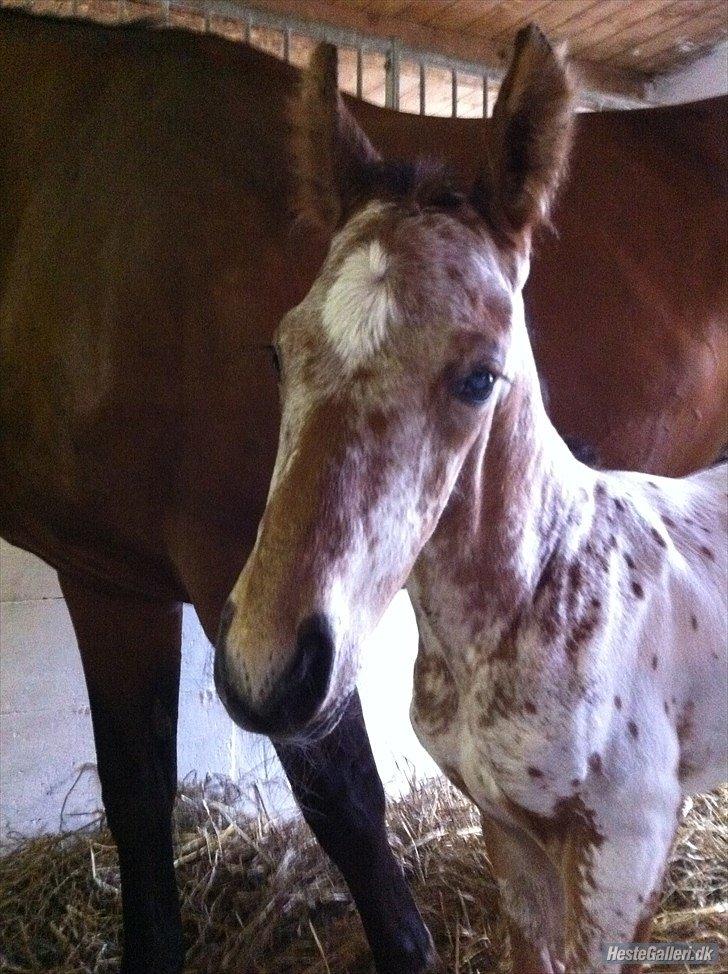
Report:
5,1,728,111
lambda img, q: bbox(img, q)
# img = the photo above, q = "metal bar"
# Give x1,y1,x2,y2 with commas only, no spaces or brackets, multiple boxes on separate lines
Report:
160,2,645,111
201,3,491,74
356,46,363,99
451,68,457,117
385,41,400,111
283,25,290,62
419,61,426,115
483,74,489,118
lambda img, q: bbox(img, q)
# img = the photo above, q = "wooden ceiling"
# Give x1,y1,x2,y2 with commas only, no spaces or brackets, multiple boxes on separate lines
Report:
247,0,728,100
6,0,727,104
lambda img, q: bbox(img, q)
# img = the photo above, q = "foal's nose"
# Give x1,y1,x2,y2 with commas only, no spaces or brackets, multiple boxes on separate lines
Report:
215,606,336,738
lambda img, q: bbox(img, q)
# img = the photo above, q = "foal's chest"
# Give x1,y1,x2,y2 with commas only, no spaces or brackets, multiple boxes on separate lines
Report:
409,625,514,816
408,614,585,824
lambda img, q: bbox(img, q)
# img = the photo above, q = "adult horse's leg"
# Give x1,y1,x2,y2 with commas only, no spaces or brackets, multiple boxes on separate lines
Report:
274,691,435,974
59,575,184,974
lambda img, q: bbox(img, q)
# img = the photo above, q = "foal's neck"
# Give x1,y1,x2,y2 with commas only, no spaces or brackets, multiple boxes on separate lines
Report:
417,303,595,631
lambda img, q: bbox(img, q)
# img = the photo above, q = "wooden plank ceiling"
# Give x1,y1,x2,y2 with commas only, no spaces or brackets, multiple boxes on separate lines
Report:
249,0,728,100
6,1,727,105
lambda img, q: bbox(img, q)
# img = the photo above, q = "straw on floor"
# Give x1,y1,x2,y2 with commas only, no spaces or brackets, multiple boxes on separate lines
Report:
1,777,726,973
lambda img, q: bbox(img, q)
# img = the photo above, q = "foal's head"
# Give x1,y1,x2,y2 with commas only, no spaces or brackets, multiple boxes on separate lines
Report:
216,26,576,739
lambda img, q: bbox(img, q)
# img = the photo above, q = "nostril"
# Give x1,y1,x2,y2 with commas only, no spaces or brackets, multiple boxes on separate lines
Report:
292,612,335,702
214,608,336,738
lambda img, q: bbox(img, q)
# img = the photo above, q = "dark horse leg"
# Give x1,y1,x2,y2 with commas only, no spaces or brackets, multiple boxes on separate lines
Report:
59,574,184,974
275,691,435,974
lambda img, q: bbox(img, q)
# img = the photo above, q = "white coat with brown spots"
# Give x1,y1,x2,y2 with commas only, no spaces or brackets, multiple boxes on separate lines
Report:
409,419,727,972
219,26,728,974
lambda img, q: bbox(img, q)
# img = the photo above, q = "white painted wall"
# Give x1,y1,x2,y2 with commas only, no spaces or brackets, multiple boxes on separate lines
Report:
649,42,728,105
0,540,438,842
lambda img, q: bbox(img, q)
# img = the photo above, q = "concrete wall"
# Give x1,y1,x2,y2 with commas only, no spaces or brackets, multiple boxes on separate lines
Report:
0,540,438,842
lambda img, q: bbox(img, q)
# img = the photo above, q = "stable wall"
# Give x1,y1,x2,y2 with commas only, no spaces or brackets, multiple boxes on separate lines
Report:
0,540,438,842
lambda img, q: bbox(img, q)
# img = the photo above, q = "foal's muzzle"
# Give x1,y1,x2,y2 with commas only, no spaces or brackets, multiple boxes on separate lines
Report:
215,605,336,739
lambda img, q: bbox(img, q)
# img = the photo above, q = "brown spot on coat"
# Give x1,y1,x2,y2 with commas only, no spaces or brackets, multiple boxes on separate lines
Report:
624,552,636,569
614,695,622,710
628,720,639,739
677,700,695,743
651,654,658,670
588,752,602,774
699,545,715,561
631,580,645,599
650,527,667,548
690,614,698,630
413,645,459,732
568,561,582,595
565,601,600,658
527,766,544,778
678,756,698,779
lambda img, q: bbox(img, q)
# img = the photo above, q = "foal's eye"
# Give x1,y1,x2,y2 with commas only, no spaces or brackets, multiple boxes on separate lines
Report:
268,344,282,379
453,368,496,406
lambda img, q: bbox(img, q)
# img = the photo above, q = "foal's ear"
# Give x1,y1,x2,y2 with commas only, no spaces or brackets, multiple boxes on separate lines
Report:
292,43,381,233
471,25,575,246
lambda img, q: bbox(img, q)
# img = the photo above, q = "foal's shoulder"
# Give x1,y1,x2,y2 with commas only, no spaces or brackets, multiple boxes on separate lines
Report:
596,463,727,584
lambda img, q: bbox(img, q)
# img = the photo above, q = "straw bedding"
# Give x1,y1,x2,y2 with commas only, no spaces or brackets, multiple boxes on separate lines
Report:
1,777,726,973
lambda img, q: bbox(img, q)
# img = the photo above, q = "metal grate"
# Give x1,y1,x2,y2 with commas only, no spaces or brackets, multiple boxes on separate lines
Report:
4,0,630,111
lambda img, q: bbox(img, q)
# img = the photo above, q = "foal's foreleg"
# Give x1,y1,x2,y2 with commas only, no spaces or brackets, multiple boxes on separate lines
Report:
561,785,680,974
274,691,435,974
481,814,565,974
59,576,184,974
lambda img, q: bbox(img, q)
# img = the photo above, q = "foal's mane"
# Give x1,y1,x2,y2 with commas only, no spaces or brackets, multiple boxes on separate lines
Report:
354,158,467,212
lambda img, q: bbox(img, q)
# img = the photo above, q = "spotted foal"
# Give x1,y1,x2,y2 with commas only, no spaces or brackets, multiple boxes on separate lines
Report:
217,27,728,974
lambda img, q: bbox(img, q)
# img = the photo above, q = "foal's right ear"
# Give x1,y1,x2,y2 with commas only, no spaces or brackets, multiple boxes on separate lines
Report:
292,43,382,234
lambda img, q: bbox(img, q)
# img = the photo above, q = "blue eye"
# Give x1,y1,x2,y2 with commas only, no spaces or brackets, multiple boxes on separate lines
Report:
453,368,496,405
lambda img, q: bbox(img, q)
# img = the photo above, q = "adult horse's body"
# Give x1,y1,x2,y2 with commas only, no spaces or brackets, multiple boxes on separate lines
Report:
0,10,726,973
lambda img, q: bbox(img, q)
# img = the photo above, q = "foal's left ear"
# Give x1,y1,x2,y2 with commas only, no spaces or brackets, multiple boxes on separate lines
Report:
292,43,382,234
471,25,576,247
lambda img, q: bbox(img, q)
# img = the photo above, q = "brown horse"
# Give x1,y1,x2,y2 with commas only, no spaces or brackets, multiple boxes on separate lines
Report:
222,33,726,972
0,10,725,973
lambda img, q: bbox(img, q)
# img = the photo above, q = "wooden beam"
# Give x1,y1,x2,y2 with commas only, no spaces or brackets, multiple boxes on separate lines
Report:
237,0,652,103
